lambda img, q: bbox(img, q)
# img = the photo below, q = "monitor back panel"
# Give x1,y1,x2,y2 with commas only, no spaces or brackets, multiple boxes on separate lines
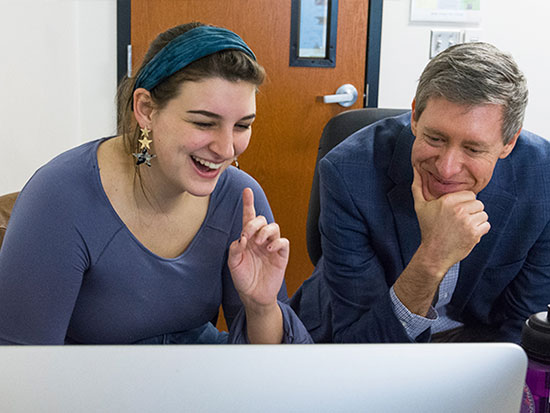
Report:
0,343,527,413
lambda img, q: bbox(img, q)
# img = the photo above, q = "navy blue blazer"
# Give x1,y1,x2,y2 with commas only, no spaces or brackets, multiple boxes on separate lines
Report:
295,112,550,344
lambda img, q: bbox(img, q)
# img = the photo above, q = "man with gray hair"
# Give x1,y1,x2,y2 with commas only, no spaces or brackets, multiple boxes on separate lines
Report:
298,42,550,343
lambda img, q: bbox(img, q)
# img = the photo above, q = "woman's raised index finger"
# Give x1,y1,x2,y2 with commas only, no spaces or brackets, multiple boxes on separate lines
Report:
242,187,256,226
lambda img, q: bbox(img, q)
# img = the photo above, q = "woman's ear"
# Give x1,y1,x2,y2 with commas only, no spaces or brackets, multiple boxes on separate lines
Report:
133,88,154,127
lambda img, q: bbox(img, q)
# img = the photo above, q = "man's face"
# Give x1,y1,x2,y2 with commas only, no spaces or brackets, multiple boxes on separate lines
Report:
410,97,519,201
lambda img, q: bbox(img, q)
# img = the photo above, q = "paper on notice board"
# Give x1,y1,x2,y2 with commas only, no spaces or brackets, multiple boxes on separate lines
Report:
410,0,481,23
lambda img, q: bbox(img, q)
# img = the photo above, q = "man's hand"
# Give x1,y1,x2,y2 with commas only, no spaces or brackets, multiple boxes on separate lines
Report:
393,168,491,316
411,167,491,275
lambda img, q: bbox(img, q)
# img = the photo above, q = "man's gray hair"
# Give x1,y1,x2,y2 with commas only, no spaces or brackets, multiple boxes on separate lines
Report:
414,42,528,144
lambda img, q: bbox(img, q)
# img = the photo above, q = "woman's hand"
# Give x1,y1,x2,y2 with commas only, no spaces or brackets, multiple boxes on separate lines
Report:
228,187,288,309
227,187,287,343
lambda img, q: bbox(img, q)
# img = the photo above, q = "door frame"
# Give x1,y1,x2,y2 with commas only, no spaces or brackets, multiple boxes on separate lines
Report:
115,0,384,107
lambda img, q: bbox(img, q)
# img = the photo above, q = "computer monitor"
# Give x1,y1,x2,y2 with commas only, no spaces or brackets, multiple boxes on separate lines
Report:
0,343,527,412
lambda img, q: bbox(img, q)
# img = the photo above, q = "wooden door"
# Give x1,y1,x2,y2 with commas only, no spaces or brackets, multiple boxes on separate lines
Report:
131,0,369,296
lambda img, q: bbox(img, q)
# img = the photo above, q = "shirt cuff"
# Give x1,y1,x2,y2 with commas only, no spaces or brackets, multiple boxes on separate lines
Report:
228,301,313,344
389,286,437,340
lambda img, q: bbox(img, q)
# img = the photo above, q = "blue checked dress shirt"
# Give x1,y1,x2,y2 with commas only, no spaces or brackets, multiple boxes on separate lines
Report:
390,262,463,340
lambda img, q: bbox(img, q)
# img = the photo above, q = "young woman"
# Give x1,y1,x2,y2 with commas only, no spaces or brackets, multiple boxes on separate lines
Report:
0,22,311,344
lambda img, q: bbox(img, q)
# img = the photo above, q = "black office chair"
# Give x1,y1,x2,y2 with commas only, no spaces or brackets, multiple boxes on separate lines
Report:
306,108,409,266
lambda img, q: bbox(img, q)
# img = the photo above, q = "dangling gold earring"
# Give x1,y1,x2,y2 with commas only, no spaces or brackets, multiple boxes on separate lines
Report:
233,158,240,169
132,126,156,167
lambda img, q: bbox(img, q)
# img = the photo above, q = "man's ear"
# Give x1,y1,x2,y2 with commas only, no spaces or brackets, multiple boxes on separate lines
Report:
410,98,417,136
133,88,154,127
499,129,521,159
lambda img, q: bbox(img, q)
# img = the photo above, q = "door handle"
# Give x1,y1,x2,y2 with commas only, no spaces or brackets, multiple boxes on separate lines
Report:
323,84,358,107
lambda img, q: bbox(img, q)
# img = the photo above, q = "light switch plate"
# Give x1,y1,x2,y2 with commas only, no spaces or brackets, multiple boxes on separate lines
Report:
464,29,482,43
430,30,463,58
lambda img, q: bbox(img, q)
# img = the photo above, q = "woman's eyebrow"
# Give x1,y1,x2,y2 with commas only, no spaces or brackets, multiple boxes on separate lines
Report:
186,110,221,119
187,110,256,122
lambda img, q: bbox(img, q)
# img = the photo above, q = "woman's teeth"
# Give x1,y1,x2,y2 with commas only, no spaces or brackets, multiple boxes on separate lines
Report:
191,155,223,170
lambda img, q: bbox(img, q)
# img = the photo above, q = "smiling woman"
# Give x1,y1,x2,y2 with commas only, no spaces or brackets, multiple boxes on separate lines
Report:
130,77,257,199
0,22,311,345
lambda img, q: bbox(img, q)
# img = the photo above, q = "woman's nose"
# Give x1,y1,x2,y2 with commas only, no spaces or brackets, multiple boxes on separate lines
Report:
209,128,235,159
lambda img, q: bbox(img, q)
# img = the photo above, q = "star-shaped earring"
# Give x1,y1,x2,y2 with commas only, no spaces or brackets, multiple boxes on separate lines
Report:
132,149,156,167
139,135,153,150
140,126,150,138
139,127,153,150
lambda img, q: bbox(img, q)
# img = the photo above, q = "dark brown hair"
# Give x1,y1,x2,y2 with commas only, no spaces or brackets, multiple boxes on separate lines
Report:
116,22,266,157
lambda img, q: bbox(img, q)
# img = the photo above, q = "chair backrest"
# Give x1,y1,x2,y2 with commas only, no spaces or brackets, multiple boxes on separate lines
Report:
0,192,19,249
306,108,409,265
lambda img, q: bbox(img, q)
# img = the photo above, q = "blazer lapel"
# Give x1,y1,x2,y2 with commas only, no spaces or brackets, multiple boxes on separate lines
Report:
450,157,518,312
387,126,420,268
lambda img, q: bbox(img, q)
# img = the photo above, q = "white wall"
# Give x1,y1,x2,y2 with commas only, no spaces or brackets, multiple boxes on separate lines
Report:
379,0,550,139
0,0,116,195
2,1,550,194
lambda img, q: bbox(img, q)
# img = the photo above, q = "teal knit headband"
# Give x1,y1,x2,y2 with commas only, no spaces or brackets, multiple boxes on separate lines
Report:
134,26,257,92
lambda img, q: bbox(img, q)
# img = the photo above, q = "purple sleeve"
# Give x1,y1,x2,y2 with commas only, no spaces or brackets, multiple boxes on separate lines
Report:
228,301,313,344
0,177,88,344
